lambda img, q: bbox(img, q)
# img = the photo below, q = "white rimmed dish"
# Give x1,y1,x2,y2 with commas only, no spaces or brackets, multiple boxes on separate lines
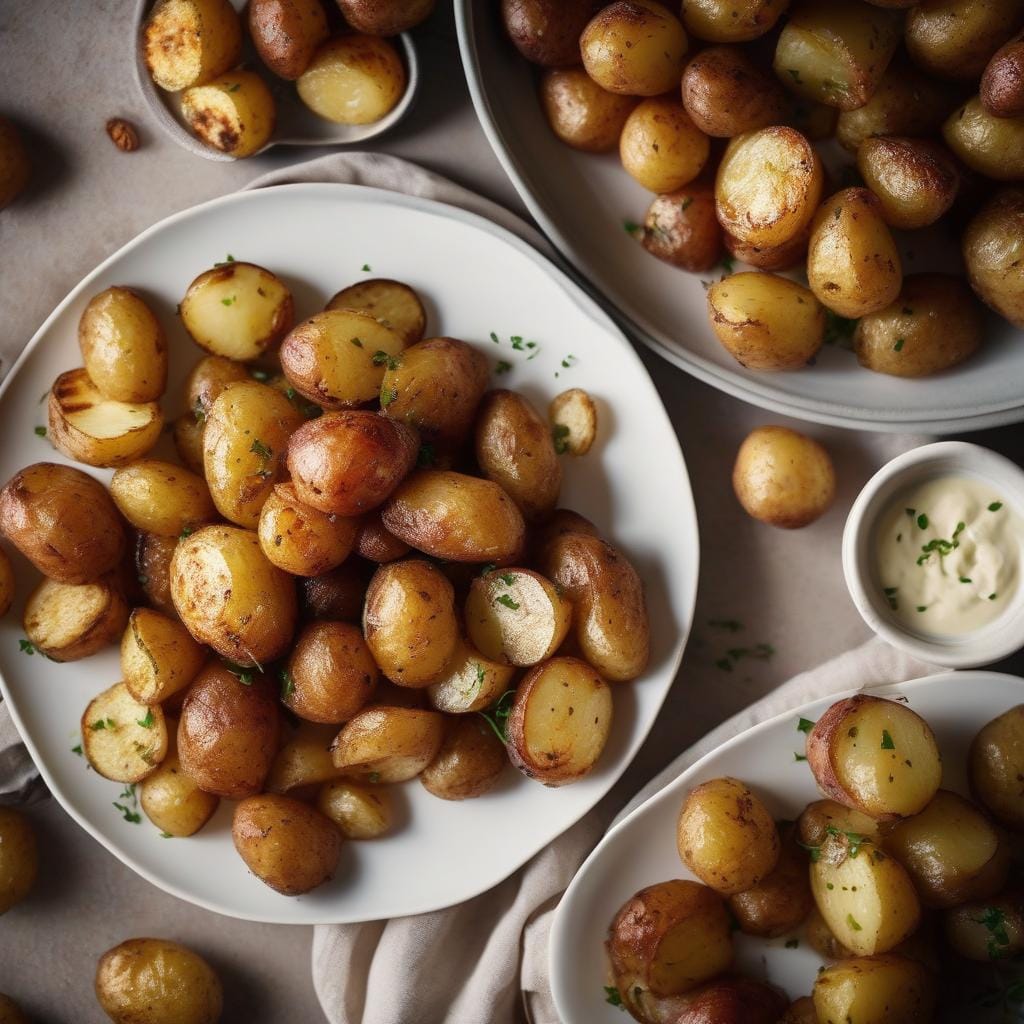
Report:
843,442,1024,668
549,670,1024,1022
0,182,698,924
454,1,1024,434
133,0,419,162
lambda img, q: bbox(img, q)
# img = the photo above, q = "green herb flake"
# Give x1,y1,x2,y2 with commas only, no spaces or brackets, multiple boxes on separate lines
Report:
893,338,905,352
18,638,35,655
846,913,862,931
881,729,895,750
989,501,1003,512
604,986,624,1009
561,354,577,369
498,572,516,586
623,220,641,236
250,439,272,460
960,577,972,584
917,513,928,529
350,336,364,348
989,592,998,600
552,423,570,454
113,802,142,824
223,661,254,686
785,938,799,949
371,350,401,370
917,605,927,613
708,618,744,632
720,254,735,274
90,717,116,731
179,526,194,540
494,360,512,375
137,709,155,730
794,752,808,762
220,295,237,306
490,331,500,344
367,771,381,783
280,669,295,701
797,717,816,734
496,594,520,611
475,663,486,686
361,264,371,272
71,744,83,756
160,832,174,838
34,425,46,437
478,689,516,743
680,197,694,211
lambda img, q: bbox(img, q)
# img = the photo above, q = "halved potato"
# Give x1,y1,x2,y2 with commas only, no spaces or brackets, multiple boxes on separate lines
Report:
120,608,206,705
806,695,943,819
420,716,507,800
549,388,597,456
135,532,178,616
330,705,445,782
325,278,426,347
143,0,242,92
181,71,276,158
426,637,516,714
140,742,219,838
620,98,710,193
24,576,129,662
82,682,168,783
266,720,344,794
506,657,612,786
970,704,1024,830
110,460,217,538
257,482,359,576
316,779,391,839
48,368,162,468
812,954,936,1024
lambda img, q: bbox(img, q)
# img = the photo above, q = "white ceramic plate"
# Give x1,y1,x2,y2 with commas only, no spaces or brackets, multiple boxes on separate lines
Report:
549,670,1024,1022
0,183,698,924
455,2,1024,434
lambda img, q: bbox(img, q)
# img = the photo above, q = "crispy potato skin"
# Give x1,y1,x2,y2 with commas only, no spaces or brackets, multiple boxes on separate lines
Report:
95,938,223,1024
325,277,427,348
288,410,419,517
177,663,281,799
681,0,788,42
0,807,37,915
812,953,936,1024
723,227,808,271
0,116,30,210
420,716,507,800
24,576,130,662
642,184,722,272
330,705,445,782
336,0,436,36
143,0,242,92
982,34,1024,117
285,620,378,723
299,561,370,622
111,460,217,538
969,704,1024,829
0,463,126,583
266,720,342,793
502,0,600,65
799,799,883,850
232,794,341,895
906,0,1024,81
135,532,178,616
672,977,788,1024
963,188,1024,327
140,747,220,838
248,0,328,79
182,71,276,158
681,46,786,138
943,95,1024,182
540,68,636,152
620,98,710,193
316,779,391,838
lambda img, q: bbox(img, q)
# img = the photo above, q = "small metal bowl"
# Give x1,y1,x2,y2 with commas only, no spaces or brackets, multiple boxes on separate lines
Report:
132,0,420,162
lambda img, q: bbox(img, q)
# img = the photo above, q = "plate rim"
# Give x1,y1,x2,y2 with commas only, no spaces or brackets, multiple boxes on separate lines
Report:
0,181,700,924
453,0,1024,435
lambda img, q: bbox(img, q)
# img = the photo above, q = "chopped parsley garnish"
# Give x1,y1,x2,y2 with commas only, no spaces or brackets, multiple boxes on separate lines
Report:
90,717,116,731
18,639,35,655
371,350,401,370
990,592,998,600
823,310,858,348
881,729,895,750
498,573,516,586
494,360,512,375
623,220,641,235
179,526,194,539
975,907,1011,959
960,577,972,584
893,338,905,352
350,336,364,347
989,501,1003,512
114,802,141,824
220,295,237,306
250,438,273,460
846,913,862,932
720,254,735,274
680,197,694,211
785,938,799,948
478,689,516,743
380,386,398,408
475,663,486,686
496,594,520,610
361,264,371,272
552,423,570,454
715,643,775,671
71,744,83,756
367,771,381,783
604,986,624,1008
560,354,577,369
883,586,898,610
114,783,141,824
917,513,928,529
214,254,236,266
223,661,254,685
794,752,808,762
34,426,46,437
137,709,155,729
797,717,816,734
490,331,500,344
917,605,927,613
280,669,295,701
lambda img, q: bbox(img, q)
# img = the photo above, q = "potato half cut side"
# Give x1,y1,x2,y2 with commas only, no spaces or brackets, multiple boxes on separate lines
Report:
426,638,516,714
549,388,597,456
143,0,242,92
81,682,168,783
330,706,445,783
181,72,276,158
120,608,206,705
325,278,426,347
24,577,129,662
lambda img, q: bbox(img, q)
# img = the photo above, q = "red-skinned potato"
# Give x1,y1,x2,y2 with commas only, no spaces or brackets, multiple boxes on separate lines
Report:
641,183,723,273
248,0,328,80
981,34,1024,117
335,0,436,35
672,977,788,1024
502,0,600,66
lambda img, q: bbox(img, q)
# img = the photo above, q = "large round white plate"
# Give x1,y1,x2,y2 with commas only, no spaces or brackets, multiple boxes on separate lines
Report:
455,3,1024,434
549,670,1024,1022
0,183,697,924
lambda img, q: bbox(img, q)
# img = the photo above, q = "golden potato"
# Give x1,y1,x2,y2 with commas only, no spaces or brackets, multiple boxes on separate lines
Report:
963,187,1024,327
715,126,824,248
95,938,222,1024
580,0,688,96
317,779,391,838
854,274,983,378
336,0,435,34
706,272,825,370
677,777,780,894
807,695,943,819
82,682,169,783
355,512,410,563
78,287,167,403
681,46,786,137
121,608,206,705
474,390,561,523
906,0,1024,80
173,414,206,474
532,509,601,555
723,227,808,272
287,410,419,517
0,116,30,210
982,34,1024,117
330,705,445,782
185,357,251,427
325,277,426,347
970,704,1024,830
48,368,163,468
266,721,343,794
248,0,328,79
181,71,276,158
25,576,129,662
856,137,959,230
0,546,13,618
812,954,936,1024
620,98,709,193
233,794,341,895
257,482,359,576
178,662,280,798
299,562,369,622
140,742,219,838
297,35,406,125
284,620,377,723
0,463,126,583
380,337,490,444
142,0,242,91
671,978,788,1024
640,184,723,273
171,525,297,666
381,470,526,563
0,808,36,915
539,68,636,152
549,387,598,457
363,559,458,687
420,716,507,800
110,460,216,538
502,0,601,66
805,904,856,960
135,532,178,616
680,0,788,42
944,95,1024,182
426,638,516,714
506,657,612,786
798,798,884,850
807,188,902,318
944,894,1024,960
732,426,835,529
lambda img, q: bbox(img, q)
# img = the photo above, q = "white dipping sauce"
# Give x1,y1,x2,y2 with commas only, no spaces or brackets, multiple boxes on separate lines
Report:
875,476,1021,636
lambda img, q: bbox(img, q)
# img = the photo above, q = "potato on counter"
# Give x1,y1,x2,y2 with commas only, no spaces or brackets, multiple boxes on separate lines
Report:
0,807,36,915
0,117,30,210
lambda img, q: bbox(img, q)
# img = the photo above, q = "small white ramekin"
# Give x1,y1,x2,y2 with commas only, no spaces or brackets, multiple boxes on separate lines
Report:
843,441,1024,668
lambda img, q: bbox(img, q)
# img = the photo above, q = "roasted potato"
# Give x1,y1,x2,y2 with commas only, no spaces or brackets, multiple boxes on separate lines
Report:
969,704,1024,830
682,46,786,138
185,355,250,424
944,95,1024,182
317,779,391,838
0,116,30,210
284,620,377,723
502,0,600,65
381,470,526,563
672,978,788,1024
363,560,458,687
82,682,168,783
330,705,445,782
620,98,709,193
732,425,835,529
355,512,410,563
774,0,902,110
181,262,293,362
723,226,809,271
177,662,280,798
706,272,825,370
854,274,983,378
426,638,516,714
420,716,507,800
474,390,561,523
906,0,1024,81
287,410,419,517
0,546,13,618
807,188,902,318
25,576,129,662
540,68,636,152
607,880,733,1006
95,937,222,1024
171,525,297,666
506,657,612,785
532,508,601,553
135,532,178,616
807,695,943,819
677,777,780,895
549,388,598,457
812,954,936,1024
944,893,1024,960
140,739,220,838
142,0,242,92
640,184,723,272
299,561,369,622
715,127,824,248
48,368,163,468
963,188,1024,327
981,33,1024,117
121,608,206,705
777,997,818,1024
799,798,885,850
856,137,959,230
110,460,216,538
233,794,341,895
0,463,126,583
0,808,36,915
805,904,856,961
257,482,359,576
248,0,328,80
78,287,168,403
580,1,689,96
680,0,788,42
297,35,406,125
325,278,426,347
181,71,276,158
173,414,206,474
380,336,490,444
266,720,342,793
336,0,435,35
